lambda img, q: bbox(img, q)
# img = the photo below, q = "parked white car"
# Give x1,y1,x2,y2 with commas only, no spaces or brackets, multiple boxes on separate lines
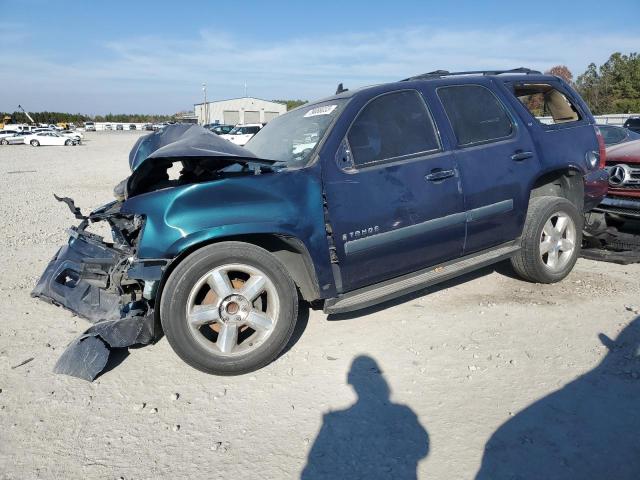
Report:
84,122,96,131
219,124,263,146
26,131,76,146
60,130,83,142
0,133,28,145
0,129,20,139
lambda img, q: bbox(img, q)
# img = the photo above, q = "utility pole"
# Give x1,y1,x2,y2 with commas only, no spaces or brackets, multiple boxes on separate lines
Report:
244,81,247,98
202,83,208,125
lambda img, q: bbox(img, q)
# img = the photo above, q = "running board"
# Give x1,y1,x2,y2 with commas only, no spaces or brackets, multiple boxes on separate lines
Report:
323,242,520,314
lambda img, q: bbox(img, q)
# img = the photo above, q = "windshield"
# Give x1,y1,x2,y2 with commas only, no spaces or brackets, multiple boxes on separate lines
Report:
246,99,347,166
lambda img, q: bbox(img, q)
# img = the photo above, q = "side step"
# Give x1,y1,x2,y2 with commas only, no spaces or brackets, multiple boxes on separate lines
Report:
323,242,520,314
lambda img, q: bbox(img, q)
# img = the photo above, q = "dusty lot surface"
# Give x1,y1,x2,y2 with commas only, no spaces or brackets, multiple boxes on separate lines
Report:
1,132,639,479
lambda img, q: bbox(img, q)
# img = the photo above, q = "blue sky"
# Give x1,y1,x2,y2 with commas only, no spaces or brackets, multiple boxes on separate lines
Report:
1,0,639,114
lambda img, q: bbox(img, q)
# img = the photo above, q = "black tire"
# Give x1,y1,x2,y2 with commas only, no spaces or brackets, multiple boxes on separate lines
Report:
0,139,8,145
160,241,298,375
511,196,582,283
65,139,72,146
30,140,39,147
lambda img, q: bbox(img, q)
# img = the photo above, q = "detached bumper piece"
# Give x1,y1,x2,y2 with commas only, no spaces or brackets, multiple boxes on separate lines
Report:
582,211,640,265
32,199,163,381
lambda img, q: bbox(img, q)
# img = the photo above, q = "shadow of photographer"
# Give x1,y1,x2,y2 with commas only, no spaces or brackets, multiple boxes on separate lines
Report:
302,355,429,479
476,317,640,480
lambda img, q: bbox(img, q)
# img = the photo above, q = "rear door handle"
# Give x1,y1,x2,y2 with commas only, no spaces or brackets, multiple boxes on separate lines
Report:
425,169,456,182
511,151,533,161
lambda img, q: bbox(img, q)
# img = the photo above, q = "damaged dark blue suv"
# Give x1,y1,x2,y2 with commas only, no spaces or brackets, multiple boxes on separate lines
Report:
33,68,609,380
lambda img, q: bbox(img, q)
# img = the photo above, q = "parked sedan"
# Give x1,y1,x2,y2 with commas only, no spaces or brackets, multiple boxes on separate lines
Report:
219,124,262,146
0,133,28,145
597,124,640,146
60,130,83,143
208,124,235,135
26,131,76,146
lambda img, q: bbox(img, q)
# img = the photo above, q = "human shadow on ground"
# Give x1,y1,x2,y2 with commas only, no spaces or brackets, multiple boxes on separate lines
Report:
476,317,640,480
301,355,429,479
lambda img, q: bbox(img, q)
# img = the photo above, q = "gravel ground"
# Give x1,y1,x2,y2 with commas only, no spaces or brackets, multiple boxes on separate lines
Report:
1,132,639,479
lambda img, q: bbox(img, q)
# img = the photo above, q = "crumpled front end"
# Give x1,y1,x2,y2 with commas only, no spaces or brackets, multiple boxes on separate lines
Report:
32,198,167,381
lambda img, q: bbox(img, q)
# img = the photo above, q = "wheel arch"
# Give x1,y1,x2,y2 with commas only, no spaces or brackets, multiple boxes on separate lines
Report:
529,167,584,212
154,233,321,323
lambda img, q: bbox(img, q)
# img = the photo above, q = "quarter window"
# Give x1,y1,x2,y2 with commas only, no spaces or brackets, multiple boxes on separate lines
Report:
514,83,581,125
347,90,440,166
438,85,513,145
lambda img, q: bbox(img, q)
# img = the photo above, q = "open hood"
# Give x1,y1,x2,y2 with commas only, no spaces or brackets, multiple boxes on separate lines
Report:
124,124,278,198
129,124,273,171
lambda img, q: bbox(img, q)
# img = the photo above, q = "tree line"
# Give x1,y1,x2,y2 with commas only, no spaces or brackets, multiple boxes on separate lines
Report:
1,111,176,125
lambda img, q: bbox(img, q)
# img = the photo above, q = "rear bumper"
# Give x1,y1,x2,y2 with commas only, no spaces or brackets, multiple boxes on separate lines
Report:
583,168,609,212
594,196,640,219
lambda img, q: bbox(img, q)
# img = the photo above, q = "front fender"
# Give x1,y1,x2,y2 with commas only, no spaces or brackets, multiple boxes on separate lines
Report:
120,167,336,296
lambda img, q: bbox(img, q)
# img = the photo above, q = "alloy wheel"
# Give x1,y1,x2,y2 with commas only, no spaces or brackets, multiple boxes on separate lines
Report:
185,263,279,357
539,211,576,271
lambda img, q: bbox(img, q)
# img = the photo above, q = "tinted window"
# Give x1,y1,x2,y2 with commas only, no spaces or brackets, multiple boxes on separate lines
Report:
599,125,627,146
347,90,439,166
624,118,640,132
438,85,513,145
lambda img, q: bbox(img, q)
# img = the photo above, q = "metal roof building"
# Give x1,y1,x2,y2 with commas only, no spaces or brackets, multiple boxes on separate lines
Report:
194,97,287,125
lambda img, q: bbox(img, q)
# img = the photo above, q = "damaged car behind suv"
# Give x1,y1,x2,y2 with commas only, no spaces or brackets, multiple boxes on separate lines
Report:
33,68,608,380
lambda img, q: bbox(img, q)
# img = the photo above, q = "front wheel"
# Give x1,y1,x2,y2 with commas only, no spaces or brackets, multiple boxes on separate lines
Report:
160,241,298,375
30,140,39,147
65,139,72,146
511,196,582,283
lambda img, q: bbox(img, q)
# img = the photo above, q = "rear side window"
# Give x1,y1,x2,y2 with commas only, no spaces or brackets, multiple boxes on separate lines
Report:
514,83,581,125
347,90,440,166
438,85,513,146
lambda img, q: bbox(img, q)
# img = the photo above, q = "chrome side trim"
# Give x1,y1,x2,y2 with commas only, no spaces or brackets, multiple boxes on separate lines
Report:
344,211,466,255
344,199,514,255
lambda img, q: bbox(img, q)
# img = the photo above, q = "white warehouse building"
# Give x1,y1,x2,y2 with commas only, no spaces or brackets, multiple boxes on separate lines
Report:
194,97,287,125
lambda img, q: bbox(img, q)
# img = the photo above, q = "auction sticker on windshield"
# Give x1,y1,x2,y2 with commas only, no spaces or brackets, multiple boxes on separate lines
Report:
304,105,338,117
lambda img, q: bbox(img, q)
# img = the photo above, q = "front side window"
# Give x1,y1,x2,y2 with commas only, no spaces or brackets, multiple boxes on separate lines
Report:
514,83,581,125
347,90,440,166
438,85,513,146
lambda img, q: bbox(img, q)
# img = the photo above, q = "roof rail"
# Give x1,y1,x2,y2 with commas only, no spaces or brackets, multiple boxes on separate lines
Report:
401,67,542,82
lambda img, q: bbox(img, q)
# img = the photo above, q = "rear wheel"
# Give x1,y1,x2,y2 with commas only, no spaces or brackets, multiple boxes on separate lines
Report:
511,196,582,283
160,241,298,375
30,140,39,147
0,139,8,145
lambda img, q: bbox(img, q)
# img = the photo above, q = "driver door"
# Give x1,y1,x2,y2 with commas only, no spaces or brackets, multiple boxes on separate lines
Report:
322,89,466,292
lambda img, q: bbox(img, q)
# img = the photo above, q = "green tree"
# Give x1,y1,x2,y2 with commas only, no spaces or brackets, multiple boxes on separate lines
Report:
576,52,640,114
273,99,308,111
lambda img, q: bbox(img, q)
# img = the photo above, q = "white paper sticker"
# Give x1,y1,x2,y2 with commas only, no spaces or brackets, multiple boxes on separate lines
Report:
304,105,338,118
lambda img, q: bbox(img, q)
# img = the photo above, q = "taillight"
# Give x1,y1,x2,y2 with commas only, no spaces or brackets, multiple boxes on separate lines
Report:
594,126,607,169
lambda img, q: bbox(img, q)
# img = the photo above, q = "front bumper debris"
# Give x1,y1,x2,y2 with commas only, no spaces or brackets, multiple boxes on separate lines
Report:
32,197,167,381
582,211,640,265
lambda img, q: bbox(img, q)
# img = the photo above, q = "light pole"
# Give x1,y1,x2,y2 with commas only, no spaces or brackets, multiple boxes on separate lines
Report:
202,83,208,125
